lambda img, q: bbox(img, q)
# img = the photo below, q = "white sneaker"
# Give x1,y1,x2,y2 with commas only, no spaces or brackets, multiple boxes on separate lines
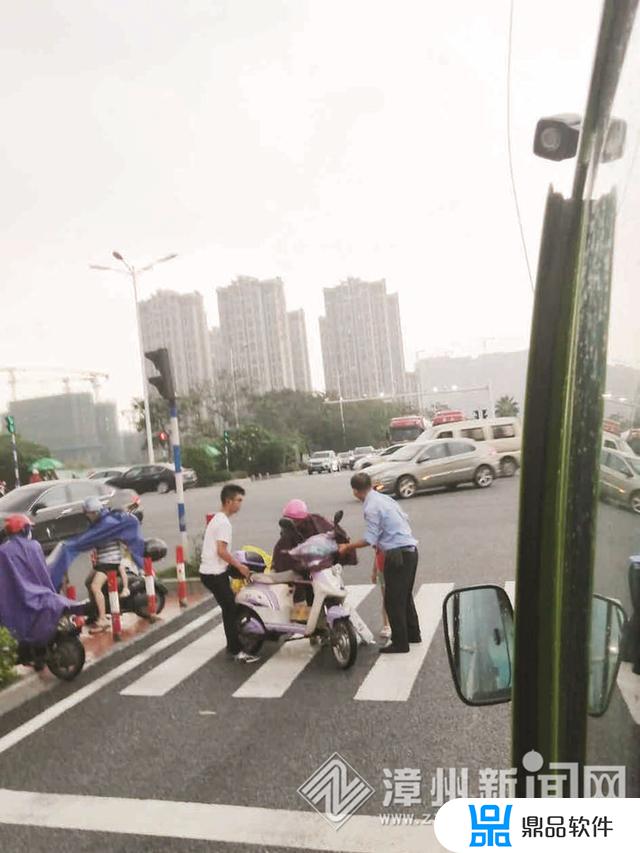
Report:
233,651,260,663
379,626,392,639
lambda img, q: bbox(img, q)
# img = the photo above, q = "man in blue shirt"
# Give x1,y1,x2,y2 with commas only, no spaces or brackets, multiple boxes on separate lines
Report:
339,472,421,653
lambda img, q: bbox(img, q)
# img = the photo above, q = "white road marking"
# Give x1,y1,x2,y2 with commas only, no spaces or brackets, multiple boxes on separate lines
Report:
355,583,453,702
0,609,218,756
233,584,374,699
121,623,227,697
504,581,516,604
617,662,640,725
0,789,441,852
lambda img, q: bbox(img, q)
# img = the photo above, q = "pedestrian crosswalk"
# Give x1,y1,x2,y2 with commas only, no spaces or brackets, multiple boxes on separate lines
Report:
119,581,461,704
354,583,453,702
117,581,639,720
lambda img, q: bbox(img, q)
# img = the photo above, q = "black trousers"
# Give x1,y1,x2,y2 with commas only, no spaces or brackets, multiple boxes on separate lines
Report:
383,547,421,651
200,571,240,655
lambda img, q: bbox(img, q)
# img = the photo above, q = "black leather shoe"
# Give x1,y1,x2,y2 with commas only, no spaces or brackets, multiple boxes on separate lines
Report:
409,638,422,644
379,644,410,654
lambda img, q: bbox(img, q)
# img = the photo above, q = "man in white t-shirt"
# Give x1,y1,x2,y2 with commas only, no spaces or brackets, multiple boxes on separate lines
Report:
200,483,259,663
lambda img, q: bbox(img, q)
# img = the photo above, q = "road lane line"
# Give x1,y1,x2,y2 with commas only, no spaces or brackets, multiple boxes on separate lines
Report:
617,662,640,725
0,789,440,852
354,583,453,702
233,584,374,699
0,609,219,756
121,623,227,697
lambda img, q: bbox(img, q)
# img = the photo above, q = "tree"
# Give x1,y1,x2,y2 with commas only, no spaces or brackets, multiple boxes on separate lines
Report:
495,395,520,417
0,435,51,488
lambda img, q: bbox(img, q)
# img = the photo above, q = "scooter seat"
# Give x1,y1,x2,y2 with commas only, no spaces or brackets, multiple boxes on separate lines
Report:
252,570,300,584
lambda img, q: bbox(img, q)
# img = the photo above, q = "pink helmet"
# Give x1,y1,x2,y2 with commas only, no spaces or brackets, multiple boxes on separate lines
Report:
282,499,309,520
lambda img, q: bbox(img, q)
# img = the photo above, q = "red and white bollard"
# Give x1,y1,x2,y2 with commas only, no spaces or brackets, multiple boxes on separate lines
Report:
107,570,122,641
143,556,158,621
176,545,188,608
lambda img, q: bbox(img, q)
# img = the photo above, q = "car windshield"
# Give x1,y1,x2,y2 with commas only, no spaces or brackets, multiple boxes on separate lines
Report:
312,452,331,458
383,444,422,462
0,486,45,512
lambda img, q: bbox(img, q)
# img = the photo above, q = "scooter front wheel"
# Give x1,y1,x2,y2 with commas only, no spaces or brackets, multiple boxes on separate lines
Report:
330,618,358,669
236,609,264,656
47,635,85,681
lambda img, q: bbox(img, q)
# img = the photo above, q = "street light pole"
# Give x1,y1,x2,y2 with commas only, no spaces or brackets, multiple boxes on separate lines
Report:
336,372,346,446
130,266,155,463
89,251,177,465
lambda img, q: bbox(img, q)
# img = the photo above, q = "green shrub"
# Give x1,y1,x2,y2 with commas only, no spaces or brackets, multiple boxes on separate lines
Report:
182,445,221,487
0,627,18,689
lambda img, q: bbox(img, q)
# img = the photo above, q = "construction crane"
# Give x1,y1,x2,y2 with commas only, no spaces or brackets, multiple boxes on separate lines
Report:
0,367,109,401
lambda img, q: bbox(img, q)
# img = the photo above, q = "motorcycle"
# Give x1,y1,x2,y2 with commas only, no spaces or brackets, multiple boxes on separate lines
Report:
84,538,168,622
16,607,87,681
234,512,360,669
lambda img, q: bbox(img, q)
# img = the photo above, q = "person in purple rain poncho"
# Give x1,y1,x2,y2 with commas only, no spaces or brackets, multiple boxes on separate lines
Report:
0,514,81,649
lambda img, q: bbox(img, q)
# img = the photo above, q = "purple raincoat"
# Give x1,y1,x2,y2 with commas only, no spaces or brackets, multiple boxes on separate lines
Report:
0,536,77,645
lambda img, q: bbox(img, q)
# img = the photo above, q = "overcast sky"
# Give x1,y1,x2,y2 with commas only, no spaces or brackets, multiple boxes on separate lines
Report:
3,0,635,424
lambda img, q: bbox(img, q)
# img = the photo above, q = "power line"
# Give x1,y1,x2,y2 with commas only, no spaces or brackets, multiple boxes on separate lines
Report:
506,0,536,294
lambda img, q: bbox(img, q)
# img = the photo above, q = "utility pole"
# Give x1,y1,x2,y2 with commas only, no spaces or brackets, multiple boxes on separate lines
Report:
89,251,178,463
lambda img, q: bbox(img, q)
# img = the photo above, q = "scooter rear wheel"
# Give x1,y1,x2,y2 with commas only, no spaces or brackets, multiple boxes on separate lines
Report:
330,618,358,669
47,635,85,681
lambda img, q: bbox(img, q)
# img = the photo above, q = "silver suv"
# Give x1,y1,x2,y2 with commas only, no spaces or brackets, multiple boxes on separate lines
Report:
368,438,499,498
307,450,339,475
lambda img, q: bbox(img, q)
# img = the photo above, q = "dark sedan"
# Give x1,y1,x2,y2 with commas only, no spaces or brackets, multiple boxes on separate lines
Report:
106,463,198,495
0,479,142,555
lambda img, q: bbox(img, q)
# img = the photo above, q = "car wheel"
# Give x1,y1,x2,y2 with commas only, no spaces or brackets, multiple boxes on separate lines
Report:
474,465,494,488
500,458,517,478
396,476,417,499
157,480,170,494
630,491,640,515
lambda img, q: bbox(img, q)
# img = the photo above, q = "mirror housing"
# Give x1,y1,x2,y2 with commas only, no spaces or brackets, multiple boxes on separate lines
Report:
588,594,626,716
442,585,514,706
442,586,627,716
334,510,344,526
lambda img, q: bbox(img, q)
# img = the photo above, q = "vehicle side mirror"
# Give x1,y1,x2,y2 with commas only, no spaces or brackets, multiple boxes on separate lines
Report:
588,595,626,716
334,510,344,526
418,455,431,463
32,503,44,515
443,586,626,716
442,585,514,706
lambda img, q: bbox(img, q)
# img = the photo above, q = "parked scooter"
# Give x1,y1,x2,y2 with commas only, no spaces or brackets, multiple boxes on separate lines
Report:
234,512,360,669
17,607,87,681
84,538,168,622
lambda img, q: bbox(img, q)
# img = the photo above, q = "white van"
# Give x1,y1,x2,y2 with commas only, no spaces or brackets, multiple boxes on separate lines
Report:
419,417,522,477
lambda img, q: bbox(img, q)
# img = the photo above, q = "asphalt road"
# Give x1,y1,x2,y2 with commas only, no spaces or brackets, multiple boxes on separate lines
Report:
1,472,639,852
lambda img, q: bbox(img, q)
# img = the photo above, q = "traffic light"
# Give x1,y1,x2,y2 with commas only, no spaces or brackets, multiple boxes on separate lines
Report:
473,410,480,420
482,409,488,419
223,430,230,443
158,431,168,444
4,415,15,434
145,348,175,401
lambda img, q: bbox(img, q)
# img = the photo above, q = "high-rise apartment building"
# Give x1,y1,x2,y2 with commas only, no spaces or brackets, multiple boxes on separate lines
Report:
216,276,294,394
287,309,312,393
320,278,406,399
139,290,213,396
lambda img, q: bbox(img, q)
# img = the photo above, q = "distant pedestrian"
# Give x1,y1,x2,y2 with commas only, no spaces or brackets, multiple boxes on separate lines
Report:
199,483,259,663
339,472,421,653
29,469,42,484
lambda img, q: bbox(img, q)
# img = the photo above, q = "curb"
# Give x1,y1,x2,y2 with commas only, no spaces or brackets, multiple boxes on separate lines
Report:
0,589,211,719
